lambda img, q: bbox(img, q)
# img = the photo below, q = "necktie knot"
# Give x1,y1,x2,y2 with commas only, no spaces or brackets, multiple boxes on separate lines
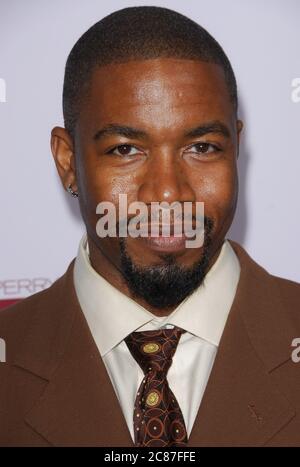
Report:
125,326,185,376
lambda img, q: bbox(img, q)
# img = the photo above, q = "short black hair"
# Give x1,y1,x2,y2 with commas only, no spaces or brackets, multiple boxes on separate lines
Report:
63,6,238,136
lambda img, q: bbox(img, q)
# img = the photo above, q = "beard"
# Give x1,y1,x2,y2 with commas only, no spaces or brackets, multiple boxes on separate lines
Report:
118,217,214,310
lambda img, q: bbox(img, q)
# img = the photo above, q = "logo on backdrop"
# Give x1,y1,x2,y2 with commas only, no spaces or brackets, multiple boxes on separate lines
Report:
0,277,52,300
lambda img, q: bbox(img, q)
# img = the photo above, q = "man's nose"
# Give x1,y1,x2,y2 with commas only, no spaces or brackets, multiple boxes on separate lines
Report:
138,149,196,205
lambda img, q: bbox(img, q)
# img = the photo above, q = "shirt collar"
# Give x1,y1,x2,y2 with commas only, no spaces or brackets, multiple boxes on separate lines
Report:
73,233,240,356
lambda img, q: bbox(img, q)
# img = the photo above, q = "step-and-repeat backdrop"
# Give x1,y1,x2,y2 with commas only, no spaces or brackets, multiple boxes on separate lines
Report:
0,0,299,306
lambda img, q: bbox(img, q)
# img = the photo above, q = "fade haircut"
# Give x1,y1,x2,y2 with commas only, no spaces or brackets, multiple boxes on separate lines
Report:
63,6,238,137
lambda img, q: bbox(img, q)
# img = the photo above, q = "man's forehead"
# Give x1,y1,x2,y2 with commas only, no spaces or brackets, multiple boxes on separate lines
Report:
77,60,234,137
87,58,229,106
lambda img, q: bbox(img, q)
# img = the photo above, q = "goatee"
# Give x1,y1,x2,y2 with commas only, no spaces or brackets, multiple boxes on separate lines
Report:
119,217,214,309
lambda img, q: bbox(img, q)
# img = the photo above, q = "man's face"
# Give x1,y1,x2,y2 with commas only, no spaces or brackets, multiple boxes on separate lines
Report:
53,58,242,309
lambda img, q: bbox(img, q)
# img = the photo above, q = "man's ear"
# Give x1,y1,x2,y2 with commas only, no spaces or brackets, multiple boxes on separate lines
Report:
50,126,78,192
236,119,243,159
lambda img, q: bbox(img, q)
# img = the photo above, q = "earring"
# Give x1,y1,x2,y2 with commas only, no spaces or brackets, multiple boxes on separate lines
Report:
67,184,78,198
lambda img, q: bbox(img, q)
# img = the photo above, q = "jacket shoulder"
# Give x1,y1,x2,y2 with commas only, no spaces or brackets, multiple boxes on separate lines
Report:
273,274,300,293
272,274,300,323
229,239,300,319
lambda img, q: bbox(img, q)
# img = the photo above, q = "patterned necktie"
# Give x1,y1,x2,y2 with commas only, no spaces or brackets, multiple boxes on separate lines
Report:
124,326,188,447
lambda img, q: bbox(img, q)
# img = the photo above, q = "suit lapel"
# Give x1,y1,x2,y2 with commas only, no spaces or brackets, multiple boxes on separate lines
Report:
187,300,295,446
24,311,134,446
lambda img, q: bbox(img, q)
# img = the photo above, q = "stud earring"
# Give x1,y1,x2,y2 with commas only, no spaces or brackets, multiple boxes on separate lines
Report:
67,184,78,198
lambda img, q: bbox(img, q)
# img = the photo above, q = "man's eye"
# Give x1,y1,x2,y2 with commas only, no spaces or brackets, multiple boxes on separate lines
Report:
185,142,220,155
107,144,140,156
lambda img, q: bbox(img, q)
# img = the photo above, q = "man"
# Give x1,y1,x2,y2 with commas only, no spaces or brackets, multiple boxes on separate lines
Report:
0,6,299,447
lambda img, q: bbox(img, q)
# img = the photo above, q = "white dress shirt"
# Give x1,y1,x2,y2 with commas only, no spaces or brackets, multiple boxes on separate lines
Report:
73,233,240,441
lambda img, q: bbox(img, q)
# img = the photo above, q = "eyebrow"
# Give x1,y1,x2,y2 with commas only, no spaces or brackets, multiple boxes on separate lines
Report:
93,124,147,141
93,120,230,142
184,121,231,139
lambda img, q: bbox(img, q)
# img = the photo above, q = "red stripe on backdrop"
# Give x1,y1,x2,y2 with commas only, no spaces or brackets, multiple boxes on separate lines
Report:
0,299,22,309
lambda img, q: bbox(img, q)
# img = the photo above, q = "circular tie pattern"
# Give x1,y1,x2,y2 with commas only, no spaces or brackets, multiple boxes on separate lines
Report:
124,327,188,447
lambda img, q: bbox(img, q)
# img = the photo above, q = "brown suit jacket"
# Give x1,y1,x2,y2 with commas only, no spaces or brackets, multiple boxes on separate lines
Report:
0,240,300,447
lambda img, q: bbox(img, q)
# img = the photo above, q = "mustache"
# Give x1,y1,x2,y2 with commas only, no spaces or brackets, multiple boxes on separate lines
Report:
115,215,214,234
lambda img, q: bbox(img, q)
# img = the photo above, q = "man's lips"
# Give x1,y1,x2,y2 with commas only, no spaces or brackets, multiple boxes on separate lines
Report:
139,223,197,252
143,234,189,252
